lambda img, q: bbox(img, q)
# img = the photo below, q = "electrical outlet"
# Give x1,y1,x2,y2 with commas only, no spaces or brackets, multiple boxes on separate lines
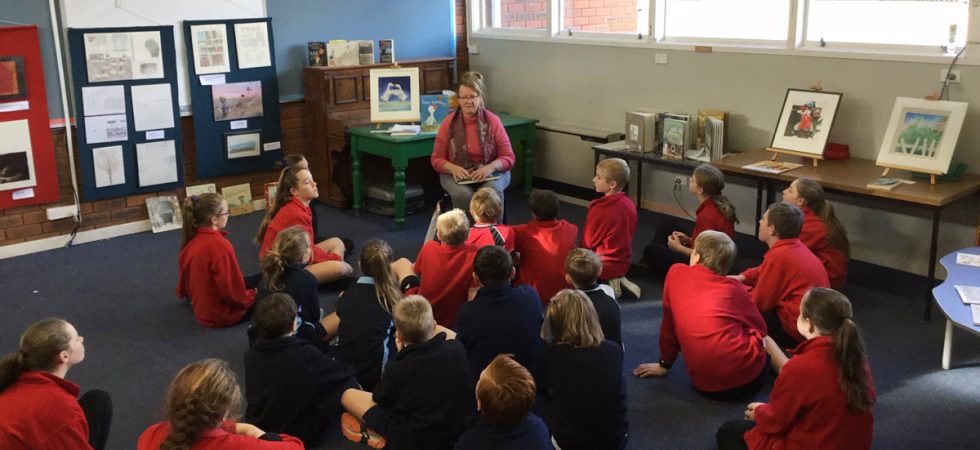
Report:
941,69,961,84
654,53,668,64
46,205,77,220
673,175,688,187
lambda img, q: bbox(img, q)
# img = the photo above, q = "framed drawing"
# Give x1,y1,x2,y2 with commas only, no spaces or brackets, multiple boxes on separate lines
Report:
212,81,263,121
225,131,262,160
0,56,27,101
770,89,843,157
369,67,420,123
145,195,182,233
875,97,967,175
222,183,253,216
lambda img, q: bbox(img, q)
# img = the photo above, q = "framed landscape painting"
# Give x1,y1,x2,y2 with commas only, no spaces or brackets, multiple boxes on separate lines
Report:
770,89,843,157
875,97,967,175
369,67,420,123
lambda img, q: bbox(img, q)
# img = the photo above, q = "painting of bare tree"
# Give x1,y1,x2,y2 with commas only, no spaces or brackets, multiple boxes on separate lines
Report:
93,145,125,188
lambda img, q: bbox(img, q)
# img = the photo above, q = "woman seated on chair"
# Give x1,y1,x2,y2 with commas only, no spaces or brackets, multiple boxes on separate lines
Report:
431,71,515,212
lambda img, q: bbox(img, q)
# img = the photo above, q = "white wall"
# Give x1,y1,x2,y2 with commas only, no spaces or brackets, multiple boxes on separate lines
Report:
471,39,980,275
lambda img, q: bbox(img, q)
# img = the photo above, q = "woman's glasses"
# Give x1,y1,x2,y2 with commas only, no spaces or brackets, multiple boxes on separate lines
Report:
459,95,480,102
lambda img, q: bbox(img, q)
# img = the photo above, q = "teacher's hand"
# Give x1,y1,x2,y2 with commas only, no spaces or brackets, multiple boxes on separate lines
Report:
469,165,496,182
446,164,471,181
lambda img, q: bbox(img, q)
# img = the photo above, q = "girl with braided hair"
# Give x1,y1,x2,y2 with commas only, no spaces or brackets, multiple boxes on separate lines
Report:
256,226,332,349
716,288,875,450
177,193,256,328
0,318,112,450
138,358,302,449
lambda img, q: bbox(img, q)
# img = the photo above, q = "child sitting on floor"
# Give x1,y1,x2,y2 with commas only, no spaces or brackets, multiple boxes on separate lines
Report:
513,189,579,304
340,295,475,450
732,202,829,349
244,293,358,446
413,208,480,328
454,354,554,450
582,158,640,300
466,187,515,251
782,178,850,289
177,193,257,328
564,248,622,346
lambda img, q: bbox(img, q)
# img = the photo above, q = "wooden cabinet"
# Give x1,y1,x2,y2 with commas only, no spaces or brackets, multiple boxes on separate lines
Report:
303,58,455,208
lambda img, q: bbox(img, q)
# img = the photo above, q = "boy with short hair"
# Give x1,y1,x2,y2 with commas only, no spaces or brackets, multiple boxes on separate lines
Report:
732,202,829,348
633,231,768,401
414,209,480,328
466,187,515,251
454,354,554,450
564,248,622,346
244,293,359,446
456,246,544,379
513,189,579,304
582,158,640,299
341,295,476,450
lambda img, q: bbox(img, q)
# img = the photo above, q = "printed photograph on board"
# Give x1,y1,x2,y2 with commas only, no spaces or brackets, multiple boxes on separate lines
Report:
211,81,263,121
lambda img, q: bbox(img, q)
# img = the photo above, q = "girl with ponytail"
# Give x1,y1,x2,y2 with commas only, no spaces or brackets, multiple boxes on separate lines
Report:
643,163,738,276
0,318,112,450
177,193,257,328
256,226,333,348
331,238,414,391
716,288,874,450
256,166,353,285
783,178,850,289
138,358,302,450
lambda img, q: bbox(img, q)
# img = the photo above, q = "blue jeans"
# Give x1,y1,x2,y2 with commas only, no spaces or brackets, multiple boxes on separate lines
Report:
439,171,511,214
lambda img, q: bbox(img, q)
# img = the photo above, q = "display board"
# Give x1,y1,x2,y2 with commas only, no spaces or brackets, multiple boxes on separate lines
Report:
183,18,281,179
68,25,184,201
0,25,60,209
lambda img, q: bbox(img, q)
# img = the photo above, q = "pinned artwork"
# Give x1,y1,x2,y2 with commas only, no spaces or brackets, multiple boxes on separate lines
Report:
190,24,231,74
225,131,262,160
91,145,125,188
83,31,164,82
211,81,263,121
0,56,27,101
0,119,37,192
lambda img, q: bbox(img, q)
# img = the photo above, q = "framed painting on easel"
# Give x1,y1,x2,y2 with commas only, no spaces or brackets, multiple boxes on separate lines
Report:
369,67,420,124
768,89,843,166
875,97,967,181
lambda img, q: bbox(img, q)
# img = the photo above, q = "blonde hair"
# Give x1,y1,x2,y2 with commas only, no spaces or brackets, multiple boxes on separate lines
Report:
547,289,604,348
360,239,403,314
437,208,471,245
597,158,629,190
393,295,436,345
181,193,225,248
565,248,602,288
693,230,736,275
458,71,487,102
470,187,502,223
161,359,241,450
693,164,738,224
261,226,310,292
793,178,850,257
0,318,71,392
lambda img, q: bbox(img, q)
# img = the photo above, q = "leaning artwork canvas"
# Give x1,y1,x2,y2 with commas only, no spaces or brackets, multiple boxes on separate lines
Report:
145,195,182,233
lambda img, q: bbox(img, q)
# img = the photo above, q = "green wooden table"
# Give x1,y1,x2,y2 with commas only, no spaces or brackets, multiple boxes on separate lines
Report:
348,113,538,227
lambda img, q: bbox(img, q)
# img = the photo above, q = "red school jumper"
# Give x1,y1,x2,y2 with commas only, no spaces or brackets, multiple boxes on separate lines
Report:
259,197,340,264
177,227,256,328
692,198,735,241
582,191,637,280
745,336,875,450
740,239,829,342
414,240,479,328
138,420,304,450
431,109,515,173
660,264,767,392
513,219,579,304
799,205,848,290
466,223,516,251
0,372,90,450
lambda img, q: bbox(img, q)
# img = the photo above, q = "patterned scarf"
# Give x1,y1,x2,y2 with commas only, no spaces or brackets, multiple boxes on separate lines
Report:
448,107,496,170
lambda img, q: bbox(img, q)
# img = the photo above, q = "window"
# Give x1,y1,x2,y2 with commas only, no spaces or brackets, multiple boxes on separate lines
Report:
660,0,790,42
561,0,650,36
483,0,549,30
804,0,969,50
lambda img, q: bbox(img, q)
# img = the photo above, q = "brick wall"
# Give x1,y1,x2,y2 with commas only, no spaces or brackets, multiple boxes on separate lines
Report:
497,0,637,33
0,101,307,247
456,0,470,72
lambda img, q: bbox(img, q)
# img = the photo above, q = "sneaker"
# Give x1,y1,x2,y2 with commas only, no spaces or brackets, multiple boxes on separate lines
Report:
341,412,386,448
619,277,642,300
341,238,355,256
608,278,622,299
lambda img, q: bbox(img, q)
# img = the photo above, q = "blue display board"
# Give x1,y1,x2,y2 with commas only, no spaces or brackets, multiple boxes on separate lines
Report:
68,25,184,201
183,18,282,179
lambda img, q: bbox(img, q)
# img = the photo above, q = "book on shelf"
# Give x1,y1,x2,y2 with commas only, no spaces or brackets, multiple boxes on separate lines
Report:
458,172,501,185
358,40,375,65
705,116,725,162
742,160,803,174
866,177,914,191
660,113,690,161
307,42,326,66
379,39,394,63
697,109,728,154
327,40,359,67
420,94,449,133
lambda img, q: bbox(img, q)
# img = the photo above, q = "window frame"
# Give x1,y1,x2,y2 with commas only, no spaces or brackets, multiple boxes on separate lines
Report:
466,0,980,65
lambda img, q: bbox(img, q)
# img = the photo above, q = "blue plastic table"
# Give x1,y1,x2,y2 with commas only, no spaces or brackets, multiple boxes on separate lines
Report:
933,248,980,369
